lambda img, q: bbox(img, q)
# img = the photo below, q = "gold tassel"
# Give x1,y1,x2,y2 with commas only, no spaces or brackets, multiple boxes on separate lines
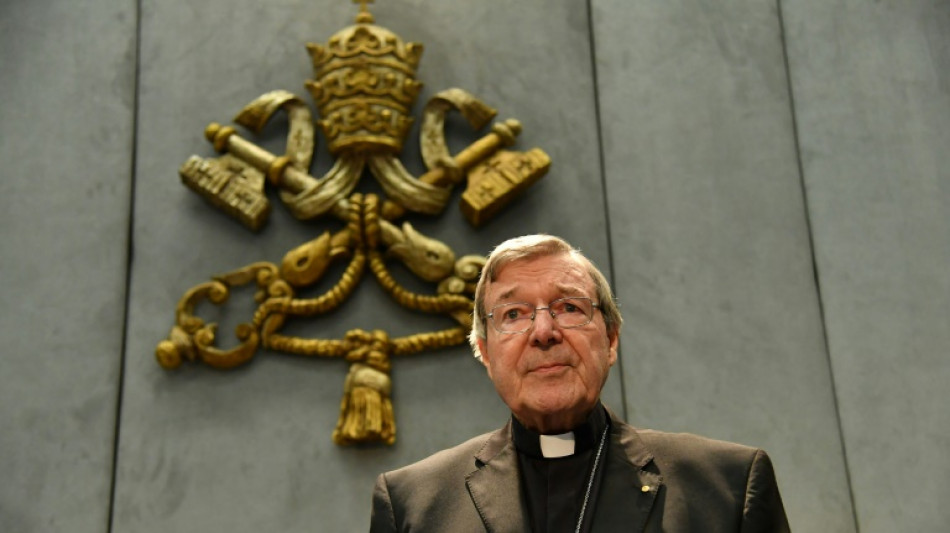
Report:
332,330,396,445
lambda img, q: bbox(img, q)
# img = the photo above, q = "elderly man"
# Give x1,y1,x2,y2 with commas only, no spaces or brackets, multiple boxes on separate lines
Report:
370,234,790,532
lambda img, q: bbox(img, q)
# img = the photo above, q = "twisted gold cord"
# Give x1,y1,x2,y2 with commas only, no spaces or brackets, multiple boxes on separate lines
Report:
368,252,472,313
392,327,469,356
265,335,349,357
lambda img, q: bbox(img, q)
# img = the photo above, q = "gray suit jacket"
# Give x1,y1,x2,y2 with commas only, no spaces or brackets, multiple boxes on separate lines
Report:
371,411,790,532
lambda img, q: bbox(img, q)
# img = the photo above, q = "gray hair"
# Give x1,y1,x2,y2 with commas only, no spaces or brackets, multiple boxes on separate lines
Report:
468,234,622,359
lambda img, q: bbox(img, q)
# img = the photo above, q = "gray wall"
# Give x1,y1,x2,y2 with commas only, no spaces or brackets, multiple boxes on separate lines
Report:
2,1,947,531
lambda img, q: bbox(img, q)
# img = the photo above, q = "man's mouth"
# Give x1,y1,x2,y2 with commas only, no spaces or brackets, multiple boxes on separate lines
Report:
529,362,570,374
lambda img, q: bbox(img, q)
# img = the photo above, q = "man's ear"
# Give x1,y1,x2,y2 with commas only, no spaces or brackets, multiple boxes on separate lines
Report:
607,328,619,367
477,337,492,375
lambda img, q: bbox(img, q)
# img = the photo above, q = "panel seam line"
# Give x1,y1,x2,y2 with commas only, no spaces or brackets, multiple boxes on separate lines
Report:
777,1,860,531
586,0,628,421
107,0,142,530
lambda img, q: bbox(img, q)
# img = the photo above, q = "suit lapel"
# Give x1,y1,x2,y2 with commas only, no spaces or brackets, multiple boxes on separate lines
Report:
465,423,530,533
590,412,662,532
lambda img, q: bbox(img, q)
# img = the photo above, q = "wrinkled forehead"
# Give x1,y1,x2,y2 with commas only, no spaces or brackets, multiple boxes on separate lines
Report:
485,253,594,304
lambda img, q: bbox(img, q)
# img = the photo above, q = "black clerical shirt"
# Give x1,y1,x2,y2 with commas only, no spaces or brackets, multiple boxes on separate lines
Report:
510,404,610,533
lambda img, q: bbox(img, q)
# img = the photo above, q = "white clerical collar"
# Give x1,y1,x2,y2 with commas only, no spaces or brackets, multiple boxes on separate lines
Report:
539,432,576,458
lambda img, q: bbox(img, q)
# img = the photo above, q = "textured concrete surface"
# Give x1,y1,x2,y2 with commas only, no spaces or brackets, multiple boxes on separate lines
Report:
591,1,856,531
0,1,137,532
4,0,949,531
782,1,950,531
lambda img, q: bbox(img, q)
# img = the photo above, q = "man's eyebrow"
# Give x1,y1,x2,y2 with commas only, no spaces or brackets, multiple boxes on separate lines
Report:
553,283,587,296
494,284,587,303
496,287,518,301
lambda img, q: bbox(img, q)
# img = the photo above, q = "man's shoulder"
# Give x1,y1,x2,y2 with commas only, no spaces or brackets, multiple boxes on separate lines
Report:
383,428,500,484
620,422,768,476
609,421,789,530
635,426,759,455
372,429,508,530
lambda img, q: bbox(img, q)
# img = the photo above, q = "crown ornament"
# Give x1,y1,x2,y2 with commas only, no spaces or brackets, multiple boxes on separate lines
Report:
305,8,423,154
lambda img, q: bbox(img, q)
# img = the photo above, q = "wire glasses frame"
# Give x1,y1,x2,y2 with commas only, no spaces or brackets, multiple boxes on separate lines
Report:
486,297,601,334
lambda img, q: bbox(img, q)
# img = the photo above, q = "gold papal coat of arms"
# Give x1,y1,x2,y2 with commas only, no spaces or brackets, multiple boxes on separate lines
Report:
155,1,550,445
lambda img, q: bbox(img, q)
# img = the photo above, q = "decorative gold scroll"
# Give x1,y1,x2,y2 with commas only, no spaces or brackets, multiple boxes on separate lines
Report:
159,1,550,445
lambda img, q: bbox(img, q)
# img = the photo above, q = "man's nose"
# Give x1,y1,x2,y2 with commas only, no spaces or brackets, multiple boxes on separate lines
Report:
529,310,562,346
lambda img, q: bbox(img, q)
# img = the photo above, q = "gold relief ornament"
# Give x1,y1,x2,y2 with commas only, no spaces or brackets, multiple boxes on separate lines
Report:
157,0,550,445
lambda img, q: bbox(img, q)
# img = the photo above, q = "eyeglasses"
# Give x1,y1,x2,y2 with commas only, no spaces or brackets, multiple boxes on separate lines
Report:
486,297,601,334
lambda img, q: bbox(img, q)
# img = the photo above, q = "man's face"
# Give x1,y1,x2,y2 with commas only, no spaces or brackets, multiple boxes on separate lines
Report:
478,253,618,434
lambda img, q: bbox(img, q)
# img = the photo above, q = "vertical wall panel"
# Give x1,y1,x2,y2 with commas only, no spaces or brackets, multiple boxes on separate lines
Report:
114,1,609,531
783,1,950,530
592,1,855,530
0,1,136,531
